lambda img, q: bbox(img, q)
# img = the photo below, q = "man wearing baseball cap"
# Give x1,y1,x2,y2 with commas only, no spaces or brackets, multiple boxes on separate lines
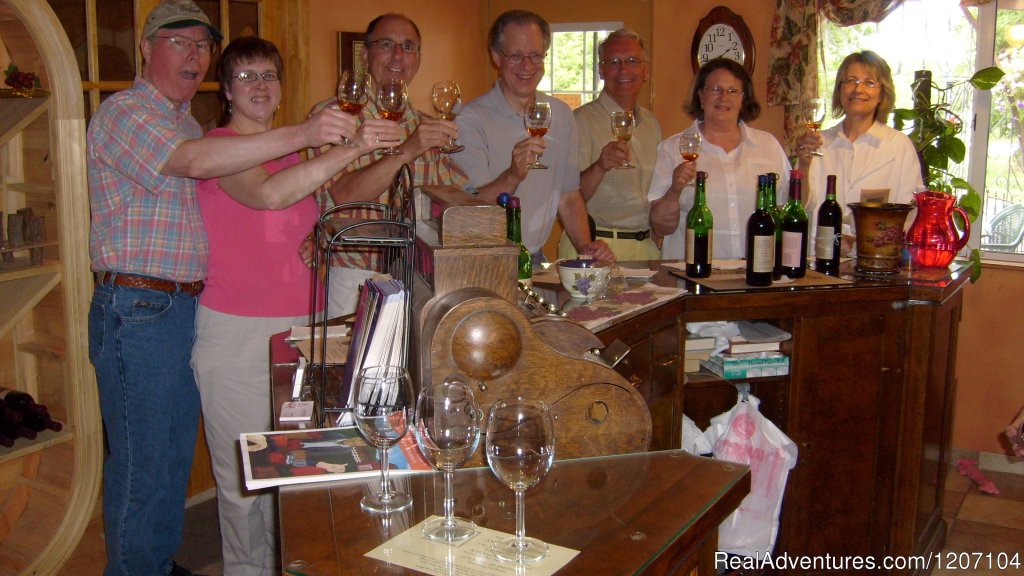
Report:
87,2,358,575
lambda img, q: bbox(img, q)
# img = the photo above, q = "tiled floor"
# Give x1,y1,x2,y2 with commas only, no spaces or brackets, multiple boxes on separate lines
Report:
60,463,1024,575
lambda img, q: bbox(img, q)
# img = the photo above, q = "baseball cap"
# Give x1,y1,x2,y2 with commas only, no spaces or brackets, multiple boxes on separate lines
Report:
142,0,223,43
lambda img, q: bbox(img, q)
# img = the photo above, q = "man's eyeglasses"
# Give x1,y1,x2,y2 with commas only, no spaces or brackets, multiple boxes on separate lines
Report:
500,51,545,66
703,85,743,97
840,77,879,89
600,57,645,68
232,71,280,83
156,35,215,54
367,38,420,54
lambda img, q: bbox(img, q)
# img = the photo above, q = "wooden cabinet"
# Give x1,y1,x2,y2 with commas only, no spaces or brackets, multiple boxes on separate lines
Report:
0,1,101,574
643,267,969,574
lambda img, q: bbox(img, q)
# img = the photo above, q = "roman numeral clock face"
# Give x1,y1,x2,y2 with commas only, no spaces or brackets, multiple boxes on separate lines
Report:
690,6,755,75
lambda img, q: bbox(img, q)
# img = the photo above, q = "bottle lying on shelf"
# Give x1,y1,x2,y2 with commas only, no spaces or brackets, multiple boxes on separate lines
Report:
0,386,63,434
0,402,37,441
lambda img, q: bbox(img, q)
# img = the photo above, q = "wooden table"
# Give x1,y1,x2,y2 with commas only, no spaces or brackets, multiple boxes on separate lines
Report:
278,449,749,576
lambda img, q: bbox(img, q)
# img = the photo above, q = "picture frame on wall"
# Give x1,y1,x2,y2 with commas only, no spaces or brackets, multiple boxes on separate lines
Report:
338,32,366,76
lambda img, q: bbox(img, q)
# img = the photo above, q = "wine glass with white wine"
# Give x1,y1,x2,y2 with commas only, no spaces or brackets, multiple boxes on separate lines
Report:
413,374,481,542
802,98,827,157
524,101,552,170
678,126,702,165
610,110,636,169
485,397,555,564
376,78,408,156
431,80,465,154
336,70,369,148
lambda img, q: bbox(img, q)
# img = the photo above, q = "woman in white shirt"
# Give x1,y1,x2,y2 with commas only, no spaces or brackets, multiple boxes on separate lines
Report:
797,50,923,254
648,58,791,260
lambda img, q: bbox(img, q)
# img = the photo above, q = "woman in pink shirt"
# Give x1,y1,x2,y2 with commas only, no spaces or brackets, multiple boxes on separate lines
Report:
193,37,399,575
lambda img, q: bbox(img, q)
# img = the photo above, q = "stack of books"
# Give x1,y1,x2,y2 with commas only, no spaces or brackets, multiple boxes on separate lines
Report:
700,321,792,379
684,334,716,373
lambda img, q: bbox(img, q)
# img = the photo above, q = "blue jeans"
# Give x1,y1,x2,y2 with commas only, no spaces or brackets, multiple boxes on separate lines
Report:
89,282,200,576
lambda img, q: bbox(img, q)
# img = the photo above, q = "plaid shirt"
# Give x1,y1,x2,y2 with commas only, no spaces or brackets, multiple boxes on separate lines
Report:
308,97,468,269
88,77,207,282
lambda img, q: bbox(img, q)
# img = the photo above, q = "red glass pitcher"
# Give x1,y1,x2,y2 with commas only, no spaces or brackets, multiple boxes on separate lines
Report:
905,190,971,269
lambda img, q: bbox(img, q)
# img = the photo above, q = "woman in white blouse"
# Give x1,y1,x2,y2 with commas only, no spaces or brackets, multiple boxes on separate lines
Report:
648,58,791,260
797,50,922,254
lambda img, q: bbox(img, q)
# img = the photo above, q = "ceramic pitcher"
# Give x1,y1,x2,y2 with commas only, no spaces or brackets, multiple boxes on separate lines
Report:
849,202,915,274
905,190,971,269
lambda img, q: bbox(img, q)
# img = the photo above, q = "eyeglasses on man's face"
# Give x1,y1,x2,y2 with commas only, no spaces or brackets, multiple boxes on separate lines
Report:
840,77,879,89
232,71,280,83
500,50,545,66
600,57,645,68
367,38,421,54
156,34,215,54
703,85,743,97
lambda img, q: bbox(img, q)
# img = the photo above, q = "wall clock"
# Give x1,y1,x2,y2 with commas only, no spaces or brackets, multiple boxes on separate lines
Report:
690,6,755,75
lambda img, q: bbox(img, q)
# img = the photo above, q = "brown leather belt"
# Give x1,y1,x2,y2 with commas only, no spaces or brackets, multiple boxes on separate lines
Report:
98,271,204,296
594,228,650,241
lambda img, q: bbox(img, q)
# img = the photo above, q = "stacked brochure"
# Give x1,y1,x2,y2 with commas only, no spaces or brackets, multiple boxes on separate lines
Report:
240,426,431,490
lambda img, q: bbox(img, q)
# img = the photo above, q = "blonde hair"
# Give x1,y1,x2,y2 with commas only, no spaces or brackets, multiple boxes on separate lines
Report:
832,50,896,123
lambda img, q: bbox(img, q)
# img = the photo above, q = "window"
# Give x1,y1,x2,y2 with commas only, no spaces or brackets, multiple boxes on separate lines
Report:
821,0,1024,261
538,22,621,110
47,0,264,131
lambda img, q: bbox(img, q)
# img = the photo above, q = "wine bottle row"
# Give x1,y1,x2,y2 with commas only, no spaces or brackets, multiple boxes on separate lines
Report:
497,193,532,284
0,387,63,447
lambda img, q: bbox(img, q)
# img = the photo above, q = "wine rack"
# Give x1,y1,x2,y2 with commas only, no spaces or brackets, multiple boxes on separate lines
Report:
0,1,101,574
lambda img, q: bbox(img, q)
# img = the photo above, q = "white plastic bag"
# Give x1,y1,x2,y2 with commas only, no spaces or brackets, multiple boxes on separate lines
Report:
702,393,798,558
681,414,713,455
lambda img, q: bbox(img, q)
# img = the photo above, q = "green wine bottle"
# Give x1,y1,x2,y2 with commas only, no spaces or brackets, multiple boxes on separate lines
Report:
745,175,775,287
685,171,713,278
508,197,533,283
780,170,809,278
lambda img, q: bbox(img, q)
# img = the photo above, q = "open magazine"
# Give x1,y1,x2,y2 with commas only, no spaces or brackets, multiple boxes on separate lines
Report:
240,426,431,490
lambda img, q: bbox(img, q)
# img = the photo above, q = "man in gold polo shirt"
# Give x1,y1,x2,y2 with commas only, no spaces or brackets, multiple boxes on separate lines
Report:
559,29,662,261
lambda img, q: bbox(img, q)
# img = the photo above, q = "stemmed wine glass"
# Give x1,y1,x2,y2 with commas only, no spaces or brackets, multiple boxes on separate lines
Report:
610,110,636,169
413,374,481,542
431,80,465,154
353,365,415,513
524,101,552,170
679,126,702,165
485,397,555,564
802,98,827,157
337,70,369,148
376,78,408,156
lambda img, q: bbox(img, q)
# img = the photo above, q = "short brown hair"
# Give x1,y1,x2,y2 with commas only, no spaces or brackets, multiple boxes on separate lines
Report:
686,58,760,123
488,10,551,53
216,36,283,125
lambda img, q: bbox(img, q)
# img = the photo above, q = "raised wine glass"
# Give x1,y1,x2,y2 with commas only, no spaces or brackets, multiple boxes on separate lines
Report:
524,101,552,170
376,78,408,156
485,397,555,564
802,98,827,157
431,80,465,154
337,70,369,147
353,365,415,513
413,374,481,542
610,110,636,169
678,126,702,166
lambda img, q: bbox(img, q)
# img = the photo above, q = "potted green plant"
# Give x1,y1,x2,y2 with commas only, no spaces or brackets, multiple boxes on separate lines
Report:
893,66,1004,280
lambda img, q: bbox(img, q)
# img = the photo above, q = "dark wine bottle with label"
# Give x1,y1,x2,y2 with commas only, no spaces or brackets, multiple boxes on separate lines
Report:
685,171,713,278
766,173,784,280
508,197,533,284
815,174,843,275
746,175,775,287
780,170,809,278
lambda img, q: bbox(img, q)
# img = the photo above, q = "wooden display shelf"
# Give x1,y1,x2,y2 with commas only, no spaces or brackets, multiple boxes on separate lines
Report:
0,242,58,257
0,266,60,338
16,335,65,360
0,96,48,148
684,368,789,388
5,182,55,198
0,427,71,466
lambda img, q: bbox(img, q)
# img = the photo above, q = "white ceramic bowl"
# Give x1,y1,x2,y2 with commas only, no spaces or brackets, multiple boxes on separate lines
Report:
556,259,612,299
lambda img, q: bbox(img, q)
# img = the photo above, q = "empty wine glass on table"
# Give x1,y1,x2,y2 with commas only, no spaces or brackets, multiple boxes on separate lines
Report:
610,110,636,169
802,98,827,157
353,365,415,514
485,397,555,564
678,126,702,165
524,101,552,170
337,70,369,147
413,374,482,542
431,80,465,154
376,78,408,156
